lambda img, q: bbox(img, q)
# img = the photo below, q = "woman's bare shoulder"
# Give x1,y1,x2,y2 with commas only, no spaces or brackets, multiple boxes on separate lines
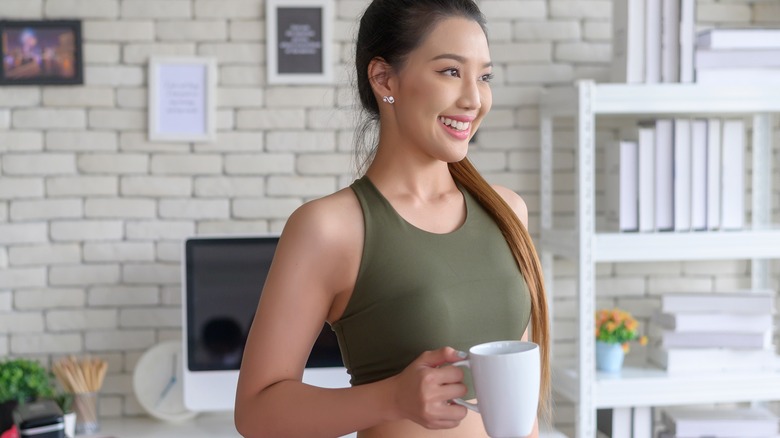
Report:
282,186,364,255
490,184,529,228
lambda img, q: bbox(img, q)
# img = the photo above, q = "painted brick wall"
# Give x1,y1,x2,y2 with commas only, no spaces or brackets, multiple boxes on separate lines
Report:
1,0,778,428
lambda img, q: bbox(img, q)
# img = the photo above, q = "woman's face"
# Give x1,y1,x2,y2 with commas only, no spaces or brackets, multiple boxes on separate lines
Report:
391,17,493,163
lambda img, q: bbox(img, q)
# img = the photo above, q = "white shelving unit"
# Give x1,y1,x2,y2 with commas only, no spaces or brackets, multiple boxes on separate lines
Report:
539,80,780,438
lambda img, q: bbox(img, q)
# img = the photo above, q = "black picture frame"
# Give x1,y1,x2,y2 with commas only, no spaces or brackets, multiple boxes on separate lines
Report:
266,0,333,84
0,20,83,86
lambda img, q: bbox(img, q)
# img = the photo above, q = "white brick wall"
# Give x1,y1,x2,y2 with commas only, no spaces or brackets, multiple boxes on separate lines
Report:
9,245,81,266
121,0,192,19
10,199,83,221
0,0,777,422
43,88,115,107
15,289,86,310
0,132,44,152
0,0,42,18
46,131,118,152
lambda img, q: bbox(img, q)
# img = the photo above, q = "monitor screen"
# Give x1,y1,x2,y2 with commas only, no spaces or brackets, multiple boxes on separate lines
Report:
185,236,344,371
182,235,351,414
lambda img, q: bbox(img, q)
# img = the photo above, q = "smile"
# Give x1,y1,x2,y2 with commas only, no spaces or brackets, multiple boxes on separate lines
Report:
438,116,470,132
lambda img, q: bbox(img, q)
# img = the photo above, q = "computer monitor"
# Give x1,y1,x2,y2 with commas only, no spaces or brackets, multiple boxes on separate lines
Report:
182,235,351,412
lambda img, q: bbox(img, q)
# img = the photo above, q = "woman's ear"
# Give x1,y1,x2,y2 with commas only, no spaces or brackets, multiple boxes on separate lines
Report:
367,57,394,99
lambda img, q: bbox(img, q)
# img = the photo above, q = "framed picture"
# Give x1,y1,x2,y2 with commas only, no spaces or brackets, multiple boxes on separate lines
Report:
267,0,333,84
148,57,217,143
0,20,83,86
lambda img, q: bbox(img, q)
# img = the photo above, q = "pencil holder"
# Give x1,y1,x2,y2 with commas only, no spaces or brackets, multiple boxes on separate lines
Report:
74,392,99,434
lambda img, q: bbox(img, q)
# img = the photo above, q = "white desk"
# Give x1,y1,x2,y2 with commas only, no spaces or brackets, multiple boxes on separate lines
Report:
90,414,568,438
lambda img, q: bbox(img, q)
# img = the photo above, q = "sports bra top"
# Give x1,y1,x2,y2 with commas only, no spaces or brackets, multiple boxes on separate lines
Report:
331,176,532,399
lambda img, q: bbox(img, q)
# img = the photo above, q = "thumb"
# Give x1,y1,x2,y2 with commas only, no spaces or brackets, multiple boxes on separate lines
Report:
418,347,468,368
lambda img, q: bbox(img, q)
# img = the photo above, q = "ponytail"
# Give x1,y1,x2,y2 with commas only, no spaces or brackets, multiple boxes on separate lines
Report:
449,158,551,424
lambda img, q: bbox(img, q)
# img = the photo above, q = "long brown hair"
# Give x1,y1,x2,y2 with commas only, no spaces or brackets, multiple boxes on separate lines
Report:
354,0,551,421
449,158,551,422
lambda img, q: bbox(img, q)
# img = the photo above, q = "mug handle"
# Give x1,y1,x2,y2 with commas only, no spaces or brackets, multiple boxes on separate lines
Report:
450,359,479,413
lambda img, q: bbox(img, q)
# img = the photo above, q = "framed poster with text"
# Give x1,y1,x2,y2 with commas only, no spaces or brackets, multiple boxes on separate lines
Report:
267,0,333,84
148,57,217,143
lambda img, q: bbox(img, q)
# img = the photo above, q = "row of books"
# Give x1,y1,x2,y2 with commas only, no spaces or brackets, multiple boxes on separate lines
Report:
648,291,777,374
612,0,695,83
696,28,780,86
612,0,780,86
604,119,745,233
659,406,780,438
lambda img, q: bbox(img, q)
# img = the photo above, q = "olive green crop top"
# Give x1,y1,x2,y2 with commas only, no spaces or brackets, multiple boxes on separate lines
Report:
331,176,532,399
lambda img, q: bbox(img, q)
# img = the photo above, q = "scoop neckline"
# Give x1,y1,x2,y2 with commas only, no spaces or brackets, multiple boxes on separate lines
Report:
360,176,470,236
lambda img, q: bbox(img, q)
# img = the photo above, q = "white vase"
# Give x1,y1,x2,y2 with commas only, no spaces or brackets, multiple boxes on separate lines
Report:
63,412,76,438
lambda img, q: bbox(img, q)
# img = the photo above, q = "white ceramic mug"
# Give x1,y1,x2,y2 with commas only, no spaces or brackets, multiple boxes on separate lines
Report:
452,340,540,438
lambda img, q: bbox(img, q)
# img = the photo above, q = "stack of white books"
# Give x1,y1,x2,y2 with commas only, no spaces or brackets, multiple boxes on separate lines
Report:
658,406,780,438
648,291,777,374
696,28,780,85
612,0,696,84
604,118,745,232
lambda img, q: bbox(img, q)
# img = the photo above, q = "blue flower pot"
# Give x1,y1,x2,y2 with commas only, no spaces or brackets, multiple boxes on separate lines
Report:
596,341,625,372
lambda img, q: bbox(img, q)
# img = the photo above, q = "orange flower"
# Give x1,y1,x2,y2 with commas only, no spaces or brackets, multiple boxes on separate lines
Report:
639,336,648,346
622,343,630,353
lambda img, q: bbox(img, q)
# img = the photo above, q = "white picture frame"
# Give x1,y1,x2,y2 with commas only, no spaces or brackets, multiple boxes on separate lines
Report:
267,0,334,85
148,57,217,143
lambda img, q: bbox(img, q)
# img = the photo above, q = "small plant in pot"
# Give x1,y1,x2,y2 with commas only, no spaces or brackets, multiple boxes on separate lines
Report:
54,392,76,438
0,359,56,433
594,308,648,372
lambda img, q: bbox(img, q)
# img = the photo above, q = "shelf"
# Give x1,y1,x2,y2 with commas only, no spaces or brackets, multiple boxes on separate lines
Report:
553,363,780,408
540,83,780,117
541,83,780,116
541,228,780,262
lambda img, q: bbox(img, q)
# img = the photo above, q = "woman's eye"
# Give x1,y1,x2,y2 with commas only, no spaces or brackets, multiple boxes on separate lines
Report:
481,73,495,83
441,68,460,77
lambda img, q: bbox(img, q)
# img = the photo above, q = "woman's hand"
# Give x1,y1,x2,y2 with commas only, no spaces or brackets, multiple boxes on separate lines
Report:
387,347,469,429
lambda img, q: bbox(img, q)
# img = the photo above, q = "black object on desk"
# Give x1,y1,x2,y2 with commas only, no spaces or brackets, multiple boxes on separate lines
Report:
13,399,64,438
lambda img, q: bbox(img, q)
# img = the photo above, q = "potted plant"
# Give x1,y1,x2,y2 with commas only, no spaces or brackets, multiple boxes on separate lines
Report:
53,392,76,438
594,308,648,372
0,359,56,434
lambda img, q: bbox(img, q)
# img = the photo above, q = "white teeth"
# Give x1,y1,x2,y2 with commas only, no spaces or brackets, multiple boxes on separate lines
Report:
439,116,470,131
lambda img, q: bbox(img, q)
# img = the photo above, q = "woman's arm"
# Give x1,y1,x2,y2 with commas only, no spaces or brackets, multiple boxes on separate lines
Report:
234,193,468,438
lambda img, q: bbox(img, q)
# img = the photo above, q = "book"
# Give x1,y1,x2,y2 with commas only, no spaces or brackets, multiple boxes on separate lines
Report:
706,119,722,230
696,49,780,69
648,345,777,373
656,119,674,231
721,119,745,230
649,325,773,349
632,406,652,438
659,291,775,313
673,119,691,231
661,0,680,83
696,68,780,85
605,141,640,232
597,407,631,438
612,0,646,83
690,119,708,230
638,124,656,232
697,28,780,50
678,0,695,82
645,0,663,83
662,407,780,437
652,311,773,332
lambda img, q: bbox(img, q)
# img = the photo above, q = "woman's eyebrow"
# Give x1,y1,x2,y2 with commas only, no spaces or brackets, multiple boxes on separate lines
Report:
430,53,493,68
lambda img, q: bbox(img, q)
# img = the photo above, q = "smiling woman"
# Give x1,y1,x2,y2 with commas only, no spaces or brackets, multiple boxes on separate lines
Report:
234,1,550,438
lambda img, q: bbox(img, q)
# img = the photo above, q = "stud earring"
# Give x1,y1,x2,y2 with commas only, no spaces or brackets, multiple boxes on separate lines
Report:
382,96,395,104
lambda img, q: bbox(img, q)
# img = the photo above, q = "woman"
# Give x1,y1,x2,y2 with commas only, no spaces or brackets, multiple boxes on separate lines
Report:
235,1,550,437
